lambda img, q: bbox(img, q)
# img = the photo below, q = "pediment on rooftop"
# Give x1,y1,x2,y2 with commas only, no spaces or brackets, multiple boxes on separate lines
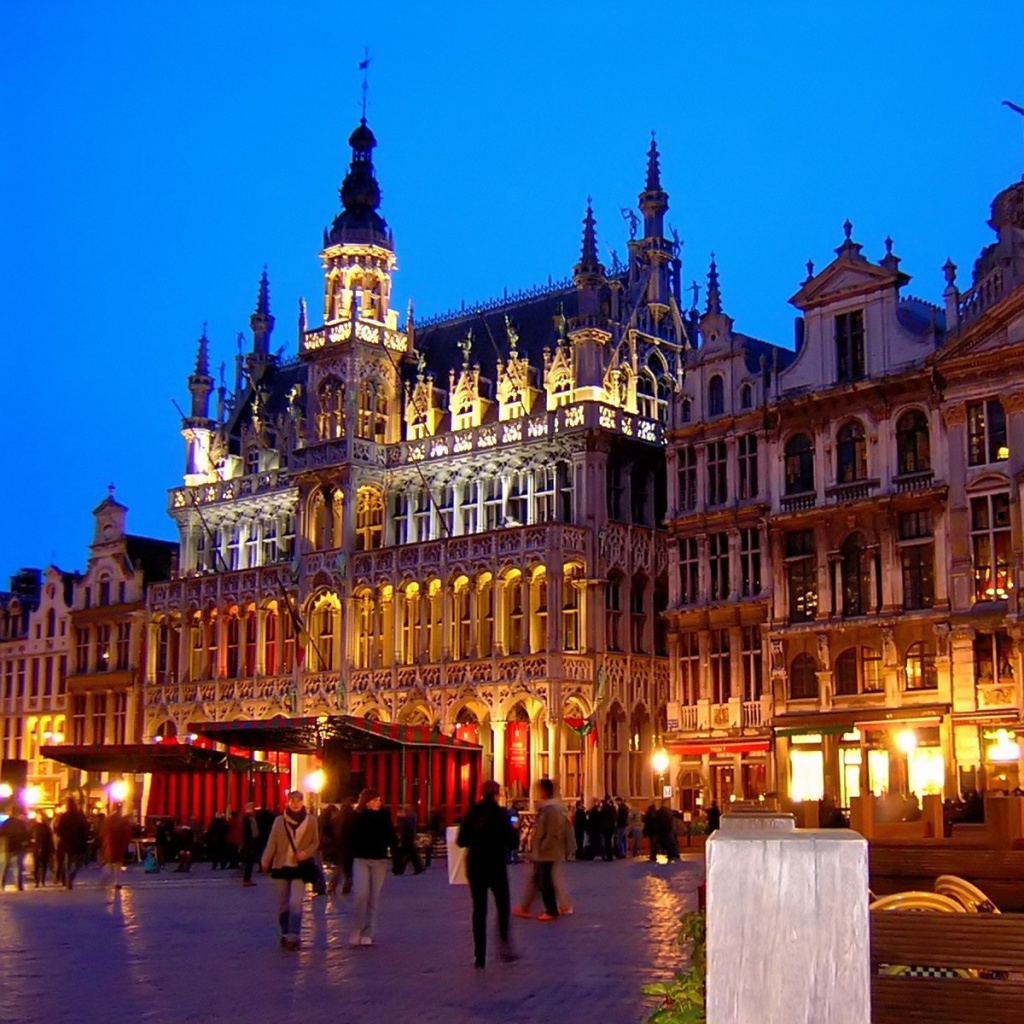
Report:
789,257,908,311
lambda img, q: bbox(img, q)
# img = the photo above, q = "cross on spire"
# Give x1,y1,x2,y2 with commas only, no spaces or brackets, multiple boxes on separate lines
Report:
359,48,371,121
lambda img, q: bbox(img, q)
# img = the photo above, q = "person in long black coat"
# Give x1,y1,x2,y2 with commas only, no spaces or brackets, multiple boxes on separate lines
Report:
457,780,519,968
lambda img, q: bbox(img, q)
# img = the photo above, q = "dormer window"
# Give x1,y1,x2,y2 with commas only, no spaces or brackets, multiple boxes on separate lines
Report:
708,375,725,417
245,446,260,475
835,310,865,382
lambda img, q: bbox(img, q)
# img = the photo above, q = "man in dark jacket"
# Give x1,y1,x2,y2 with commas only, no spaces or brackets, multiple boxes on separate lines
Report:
55,797,90,889
0,806,31,890
457,780,519,968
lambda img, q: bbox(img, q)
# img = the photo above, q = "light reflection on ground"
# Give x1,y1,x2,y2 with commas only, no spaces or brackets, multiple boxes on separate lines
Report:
0,855,704,1024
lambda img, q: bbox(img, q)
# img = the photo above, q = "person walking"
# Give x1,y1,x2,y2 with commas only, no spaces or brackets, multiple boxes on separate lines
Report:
327,799,355,898
31,812,55,887
240,802,260,887
457,780,519,969
261,790,320,950
514,783,575,918
529,778,565,921
346,789,397,947
55,797,90,889
572,799,586,860
0,806,31,891
706,801,721,834
100,807,134,891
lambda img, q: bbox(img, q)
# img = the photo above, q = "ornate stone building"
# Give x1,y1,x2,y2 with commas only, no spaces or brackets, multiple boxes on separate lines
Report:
0,567,76,807
65,492,175,763
145,123,687,802
665,180,1024,810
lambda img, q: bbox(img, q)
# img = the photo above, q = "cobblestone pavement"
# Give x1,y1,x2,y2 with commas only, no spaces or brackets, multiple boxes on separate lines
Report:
0,855,703,1024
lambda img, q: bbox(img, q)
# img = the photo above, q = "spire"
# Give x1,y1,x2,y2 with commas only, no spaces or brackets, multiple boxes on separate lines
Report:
645,132,662,192
327,119,390,248
194,323,210,376
575,198,603,276
705,254,722,315
188,324,214,420
255,265,271,317
880,235,901,272
250,266,275,358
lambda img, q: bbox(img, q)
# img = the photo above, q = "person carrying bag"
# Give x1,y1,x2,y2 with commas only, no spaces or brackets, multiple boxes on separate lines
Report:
261,791,320,950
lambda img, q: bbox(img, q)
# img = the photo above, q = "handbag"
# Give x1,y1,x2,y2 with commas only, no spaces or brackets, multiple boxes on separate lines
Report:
282,819,320,884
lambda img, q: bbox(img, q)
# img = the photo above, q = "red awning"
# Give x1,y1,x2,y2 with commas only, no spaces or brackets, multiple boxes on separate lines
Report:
668,739,771,757
189,715,482,754
39,743,272,774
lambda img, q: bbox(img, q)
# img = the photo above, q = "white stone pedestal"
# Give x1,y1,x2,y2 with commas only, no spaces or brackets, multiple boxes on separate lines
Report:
706,827,869,1024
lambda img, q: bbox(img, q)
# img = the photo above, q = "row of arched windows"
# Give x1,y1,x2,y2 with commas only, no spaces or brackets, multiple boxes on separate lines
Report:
784,410,930,495
352,564,585,668
788,641,936,700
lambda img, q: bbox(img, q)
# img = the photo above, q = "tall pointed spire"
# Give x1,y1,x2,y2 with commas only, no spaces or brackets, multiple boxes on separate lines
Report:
706,254,722,315
188,324,214,420
194,323,210,376
250,266,275,359
577,198,602,272
645,132,662,192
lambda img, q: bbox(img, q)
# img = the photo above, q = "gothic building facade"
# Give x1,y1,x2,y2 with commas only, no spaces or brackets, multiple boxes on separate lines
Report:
665,179,1024,810
145,123,687,802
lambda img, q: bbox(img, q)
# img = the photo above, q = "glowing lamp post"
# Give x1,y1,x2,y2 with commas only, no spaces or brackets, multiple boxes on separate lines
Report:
108,779,129,807
652,747,670,799
304,768,326,807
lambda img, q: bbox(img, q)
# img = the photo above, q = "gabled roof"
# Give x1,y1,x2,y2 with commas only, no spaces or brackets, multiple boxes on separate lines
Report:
789,256,909,311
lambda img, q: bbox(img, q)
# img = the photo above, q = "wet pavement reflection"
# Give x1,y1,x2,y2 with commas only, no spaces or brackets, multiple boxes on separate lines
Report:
0,855,703,1024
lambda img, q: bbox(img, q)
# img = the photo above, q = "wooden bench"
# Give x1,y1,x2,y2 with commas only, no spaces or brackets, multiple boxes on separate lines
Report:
870,845,1024,911
871,910,1024,1023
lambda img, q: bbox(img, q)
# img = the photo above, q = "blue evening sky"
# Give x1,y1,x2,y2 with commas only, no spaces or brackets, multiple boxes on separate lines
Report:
1,1,1021,584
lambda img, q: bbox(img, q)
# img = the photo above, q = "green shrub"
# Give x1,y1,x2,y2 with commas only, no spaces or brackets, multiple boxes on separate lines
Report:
641,909,706,1023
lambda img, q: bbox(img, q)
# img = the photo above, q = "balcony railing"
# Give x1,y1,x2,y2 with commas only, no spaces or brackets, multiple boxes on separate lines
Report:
825,479,878,504
893,471,935,493
742,700,763,727
781,491,816,513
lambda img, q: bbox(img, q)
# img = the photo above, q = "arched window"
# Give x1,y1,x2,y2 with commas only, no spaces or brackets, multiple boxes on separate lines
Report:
426,578,443,662
905,641,937,690
784,434,814,494
355,487,383,551
225,612,240,678
895,410,930,476
477,573,494,658
835,646,882,695
789,653,819,700
836,421,867,483
562,564,583,652
400,584,419,665
840,532,872,617
264,607,278,674
680,397,692,423
355,381,374,440
453,576,472,659
740,383,753,409
311,602,336,671
243,606,257,676
628,705,651,797
316,378,345,441
655,377,671,424
503,571,524,655
373,387,389,443
636,371,657,419
708,375,725,417
46,608,55,638
529,567,547,653
353,588,373,669
603,703,626,796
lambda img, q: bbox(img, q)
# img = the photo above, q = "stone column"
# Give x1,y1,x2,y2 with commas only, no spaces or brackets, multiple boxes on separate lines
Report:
706,825,870,1024
491,718,507,789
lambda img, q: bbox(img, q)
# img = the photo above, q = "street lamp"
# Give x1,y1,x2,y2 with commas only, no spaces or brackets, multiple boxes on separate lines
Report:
304,769,326,796
108,779,129,805
895,729,917,755
651,747,670,777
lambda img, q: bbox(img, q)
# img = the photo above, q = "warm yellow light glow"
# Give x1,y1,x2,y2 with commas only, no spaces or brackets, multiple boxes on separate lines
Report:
907,747,945,798
21,785,41,807
304,769,326,794
651,747,670,776
987,729,1021,763
789,749,824,802
108,780,129,803
895,729,918,755
0,782,12,799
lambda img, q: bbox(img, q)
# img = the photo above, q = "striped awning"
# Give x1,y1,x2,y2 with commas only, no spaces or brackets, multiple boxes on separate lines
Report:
39,743,273,774
188,715,482,754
